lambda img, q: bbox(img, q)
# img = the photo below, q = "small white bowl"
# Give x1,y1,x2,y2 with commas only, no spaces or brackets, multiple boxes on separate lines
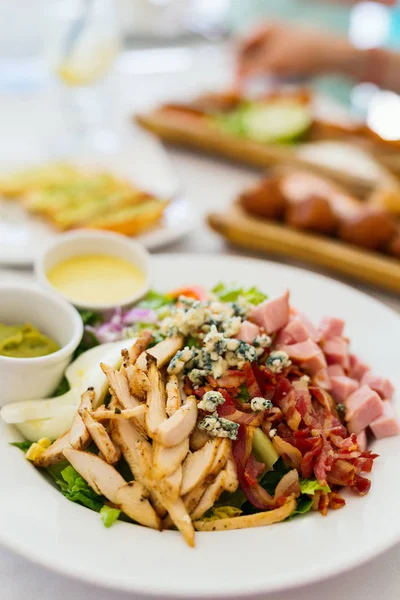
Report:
0,286,83,406
35,230,150,311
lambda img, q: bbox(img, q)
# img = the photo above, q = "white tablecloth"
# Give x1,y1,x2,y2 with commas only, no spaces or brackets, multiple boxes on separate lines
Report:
1,44,399,600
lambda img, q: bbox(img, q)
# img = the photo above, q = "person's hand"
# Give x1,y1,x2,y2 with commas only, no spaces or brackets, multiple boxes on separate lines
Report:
237,22,358,81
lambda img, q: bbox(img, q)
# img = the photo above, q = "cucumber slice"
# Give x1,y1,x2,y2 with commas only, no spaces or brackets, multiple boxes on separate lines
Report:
242,101,312,144
252,427,279,471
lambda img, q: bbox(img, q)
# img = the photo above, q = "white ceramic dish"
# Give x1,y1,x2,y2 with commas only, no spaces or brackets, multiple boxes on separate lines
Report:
35,230,150,311
1,254,400,599
0,286,83,406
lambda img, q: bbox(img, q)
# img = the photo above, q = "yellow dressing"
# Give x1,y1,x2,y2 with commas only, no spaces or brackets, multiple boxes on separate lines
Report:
47,254,145,305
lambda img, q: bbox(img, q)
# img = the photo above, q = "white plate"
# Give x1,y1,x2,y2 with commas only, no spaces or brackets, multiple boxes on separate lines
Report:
1,254,400,599
0,195,193,265
0,128,194,265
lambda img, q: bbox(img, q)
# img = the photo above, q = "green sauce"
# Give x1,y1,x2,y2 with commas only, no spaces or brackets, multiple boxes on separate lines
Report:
0,323,59,358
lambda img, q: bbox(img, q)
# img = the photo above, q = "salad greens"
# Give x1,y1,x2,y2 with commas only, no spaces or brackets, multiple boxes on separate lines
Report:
100,505,121,528
299,479,331,496
48,463,104,512
212,283,267,305
10,440,33,452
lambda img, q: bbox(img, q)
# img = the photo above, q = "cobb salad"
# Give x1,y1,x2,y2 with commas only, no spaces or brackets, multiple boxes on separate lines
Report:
2,283,399,547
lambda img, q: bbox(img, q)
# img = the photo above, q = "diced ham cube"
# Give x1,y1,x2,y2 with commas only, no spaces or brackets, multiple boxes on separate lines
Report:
250,290,290,334
357,430,368,452
296,313,321,342
323,337,350,370
360,372,395,401
318,316,345,340
349,354,370,381
280,339,327,374
235,320,260,344
327,364,345,377
345,385,384,435
330,375,358,403
369,402,400,439
278,313,321,345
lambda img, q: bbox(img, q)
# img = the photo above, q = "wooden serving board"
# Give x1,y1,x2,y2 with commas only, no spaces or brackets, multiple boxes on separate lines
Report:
208,204,400,294
137,109,387,197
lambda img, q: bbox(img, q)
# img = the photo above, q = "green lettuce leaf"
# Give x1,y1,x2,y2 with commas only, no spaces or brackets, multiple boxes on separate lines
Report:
100,505,121,528
138,290,174,310
259,458,290,495
10,441,33,452
289,495,314,519
299,478,331,495
203,506,242,522
48,464,104,512
212,283,267,305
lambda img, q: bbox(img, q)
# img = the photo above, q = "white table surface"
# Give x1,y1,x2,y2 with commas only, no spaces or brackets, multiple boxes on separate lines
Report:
1,44,399,600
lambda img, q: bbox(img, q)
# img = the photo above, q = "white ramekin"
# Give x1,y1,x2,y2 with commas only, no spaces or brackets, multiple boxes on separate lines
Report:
0,285,83,406
34,230,151,311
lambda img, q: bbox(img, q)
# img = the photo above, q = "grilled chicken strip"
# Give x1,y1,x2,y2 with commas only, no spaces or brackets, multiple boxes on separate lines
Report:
145,355,167,436
69,389,94,450
180,439,221,496
224,455,239,493
125,363,149,400
136,336,184,370
64,448,124,501
128,331,153,364
110,419,166,518
116,482,161,530
153,396,197,447
63,448,160,529
153,439,189,478
33,431,71,467
92,405,147,422
190,470,227,521
79,408,120,464
166,374,181,417
101,363,141,409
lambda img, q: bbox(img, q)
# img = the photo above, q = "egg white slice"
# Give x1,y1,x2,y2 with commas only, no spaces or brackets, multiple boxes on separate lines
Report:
15,405,79,442
1,389,80,424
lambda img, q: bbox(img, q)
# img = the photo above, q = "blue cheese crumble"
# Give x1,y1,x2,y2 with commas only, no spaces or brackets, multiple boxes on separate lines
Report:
167,347,194,375
198,390,225,412
198,414,239,440
253,334,272,356
266,350,291,373
250,397,273,412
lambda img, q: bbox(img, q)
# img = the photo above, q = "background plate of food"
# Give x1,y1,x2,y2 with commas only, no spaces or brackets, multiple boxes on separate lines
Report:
0,254,400,599
0,142,193,266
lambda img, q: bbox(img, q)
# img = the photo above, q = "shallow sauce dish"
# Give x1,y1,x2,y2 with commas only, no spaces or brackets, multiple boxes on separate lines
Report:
0,286,83,406
35,230,150,311
1,254,400,599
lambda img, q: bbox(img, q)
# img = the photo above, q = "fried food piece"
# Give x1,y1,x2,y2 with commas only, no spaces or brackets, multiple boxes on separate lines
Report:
338,209,397,250
240,176,286,220
285,195,339,234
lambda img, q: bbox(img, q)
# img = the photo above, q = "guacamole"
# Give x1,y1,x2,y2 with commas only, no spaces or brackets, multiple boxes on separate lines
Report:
0,323,59,358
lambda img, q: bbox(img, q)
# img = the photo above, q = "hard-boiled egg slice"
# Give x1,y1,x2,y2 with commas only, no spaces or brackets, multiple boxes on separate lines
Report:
65,343,115,390
1,389,80,424
15,405,78,441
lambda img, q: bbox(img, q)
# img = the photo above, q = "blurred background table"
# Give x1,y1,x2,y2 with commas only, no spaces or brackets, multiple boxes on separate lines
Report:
1,1,400,598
